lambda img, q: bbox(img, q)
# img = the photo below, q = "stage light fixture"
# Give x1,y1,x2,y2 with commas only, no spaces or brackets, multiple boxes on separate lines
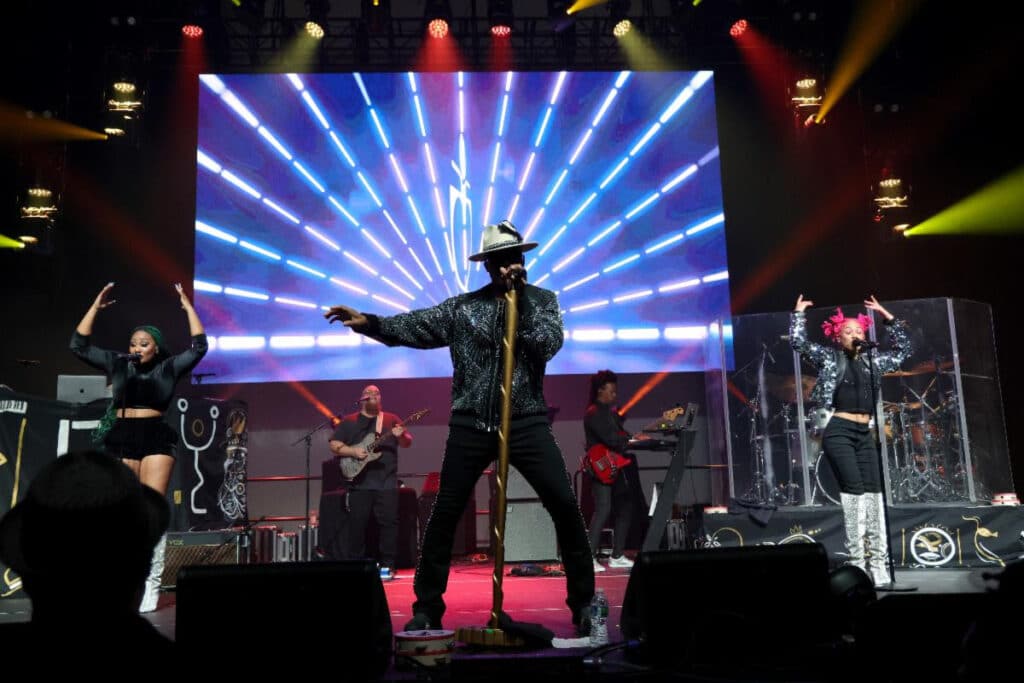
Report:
874,176,909,211
425,0,452,38
305,21,325,39
489,0,513,36
613,19,632,37
305,0,329,38
182,24,204,38
730,19,748,36
20,187,58,223
791,77,823,120
107,80,143,119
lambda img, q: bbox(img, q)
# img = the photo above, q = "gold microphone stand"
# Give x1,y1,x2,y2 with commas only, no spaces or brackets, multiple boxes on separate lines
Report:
456,285,526,647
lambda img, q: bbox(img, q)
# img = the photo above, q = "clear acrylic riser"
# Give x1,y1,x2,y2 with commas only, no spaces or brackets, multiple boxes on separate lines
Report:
710,298,1013,507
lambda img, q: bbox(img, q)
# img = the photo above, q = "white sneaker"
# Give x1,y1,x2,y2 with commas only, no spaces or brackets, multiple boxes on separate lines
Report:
608,554,634,569
593,558,606,573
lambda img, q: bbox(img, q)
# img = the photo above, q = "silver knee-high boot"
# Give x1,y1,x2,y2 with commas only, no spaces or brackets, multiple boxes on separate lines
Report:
840,493,867,572
139,533,166,613
864,493,893,588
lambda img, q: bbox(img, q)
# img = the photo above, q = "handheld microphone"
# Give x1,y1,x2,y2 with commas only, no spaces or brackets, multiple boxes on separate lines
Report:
117,352,143,362
852,339,879,349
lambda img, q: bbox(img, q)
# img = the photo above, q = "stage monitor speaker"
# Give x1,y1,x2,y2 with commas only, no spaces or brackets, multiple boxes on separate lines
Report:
504,500,559,562
621,544,835,674
507,465,538,499
161,530,240,588
418,492,476,555
176,561,392,677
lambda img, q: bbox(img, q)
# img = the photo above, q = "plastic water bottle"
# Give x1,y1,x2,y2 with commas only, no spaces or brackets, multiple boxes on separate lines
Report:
589,588,609,646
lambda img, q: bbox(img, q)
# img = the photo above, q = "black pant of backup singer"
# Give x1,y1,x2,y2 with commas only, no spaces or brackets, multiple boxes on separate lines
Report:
413,420,595,624
822,416,882,495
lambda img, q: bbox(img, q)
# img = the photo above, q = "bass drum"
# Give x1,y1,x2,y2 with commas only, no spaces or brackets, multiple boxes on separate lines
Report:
811,445,841,506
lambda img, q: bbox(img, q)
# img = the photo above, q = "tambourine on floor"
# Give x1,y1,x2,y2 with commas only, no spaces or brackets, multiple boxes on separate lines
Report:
394,629,459,668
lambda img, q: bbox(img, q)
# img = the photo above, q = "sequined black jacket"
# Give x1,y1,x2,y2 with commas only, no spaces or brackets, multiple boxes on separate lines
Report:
360,284,563,431
789,311,912,408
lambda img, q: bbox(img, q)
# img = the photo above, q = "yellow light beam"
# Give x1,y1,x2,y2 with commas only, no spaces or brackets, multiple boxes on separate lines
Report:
905,166,1024,237
568,0,609,15
271,32,323,73
0,233,27,249
815,0,924,123
617,25,678,71
0,102,108,142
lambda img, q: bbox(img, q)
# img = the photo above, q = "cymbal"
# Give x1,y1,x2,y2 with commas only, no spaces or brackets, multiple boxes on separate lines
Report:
883,401,923,412
764,374,814,402
884,359,954,377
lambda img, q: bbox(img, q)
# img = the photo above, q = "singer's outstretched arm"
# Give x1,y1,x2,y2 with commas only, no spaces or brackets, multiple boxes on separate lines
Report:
70,283,119,373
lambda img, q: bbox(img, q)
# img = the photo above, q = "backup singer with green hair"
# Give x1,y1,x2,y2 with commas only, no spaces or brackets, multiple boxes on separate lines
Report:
70,282,208,612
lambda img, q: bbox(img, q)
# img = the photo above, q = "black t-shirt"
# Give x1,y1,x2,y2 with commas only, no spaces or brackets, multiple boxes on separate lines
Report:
833,355,875,414
329,411,403,490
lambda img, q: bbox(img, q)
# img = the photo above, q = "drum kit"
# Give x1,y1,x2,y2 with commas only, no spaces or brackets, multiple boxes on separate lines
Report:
880,358,977,503
736,344,977,506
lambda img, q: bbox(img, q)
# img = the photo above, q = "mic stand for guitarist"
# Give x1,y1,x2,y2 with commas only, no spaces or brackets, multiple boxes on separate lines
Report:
291,415,339,534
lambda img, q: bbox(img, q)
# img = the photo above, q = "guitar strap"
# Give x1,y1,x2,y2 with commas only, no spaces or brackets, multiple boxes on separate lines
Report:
376,412,384,438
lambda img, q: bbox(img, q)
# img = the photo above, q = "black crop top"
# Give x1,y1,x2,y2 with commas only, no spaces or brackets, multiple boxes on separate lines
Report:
833,354,875,414
70,331,209,412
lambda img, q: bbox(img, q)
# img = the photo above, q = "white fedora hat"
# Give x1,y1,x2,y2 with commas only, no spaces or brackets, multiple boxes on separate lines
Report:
468,220,538,262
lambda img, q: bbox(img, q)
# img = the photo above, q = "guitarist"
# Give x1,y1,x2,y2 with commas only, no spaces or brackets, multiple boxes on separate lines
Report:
328,385,412,580
584,370,637,572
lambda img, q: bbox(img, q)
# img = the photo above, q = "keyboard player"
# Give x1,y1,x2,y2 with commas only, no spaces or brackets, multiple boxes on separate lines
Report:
584,369,645,572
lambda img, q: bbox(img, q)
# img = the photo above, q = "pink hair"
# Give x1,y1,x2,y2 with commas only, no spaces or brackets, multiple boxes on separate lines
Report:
821,307,872,343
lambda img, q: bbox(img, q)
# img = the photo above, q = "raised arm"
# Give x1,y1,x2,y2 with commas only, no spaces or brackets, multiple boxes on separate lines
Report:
171,284,208,377
789,294,831,369
70,283,119,374
864,296,913,374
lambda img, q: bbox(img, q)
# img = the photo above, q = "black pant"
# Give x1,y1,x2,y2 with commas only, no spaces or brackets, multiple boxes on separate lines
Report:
413,421,595,624
822,416,882,495
345,488,399,569
588,473,633,557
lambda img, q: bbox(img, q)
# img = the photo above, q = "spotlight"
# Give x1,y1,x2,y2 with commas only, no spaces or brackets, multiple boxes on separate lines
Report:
874,176,909,210
107,80,143,119
489,0,513,36
428,18,449,38
425,0,452,38
20,187,58,223
791,77,823,115
613,19,632,37
182,24,204,38
103,109,128,138
729,19,748,37
305,21,325,39
306,0,329,38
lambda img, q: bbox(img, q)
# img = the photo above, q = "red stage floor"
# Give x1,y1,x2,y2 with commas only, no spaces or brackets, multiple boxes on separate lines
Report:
381,558,632,639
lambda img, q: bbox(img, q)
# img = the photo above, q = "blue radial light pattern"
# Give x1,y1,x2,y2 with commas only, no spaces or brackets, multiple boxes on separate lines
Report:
194,71,731,383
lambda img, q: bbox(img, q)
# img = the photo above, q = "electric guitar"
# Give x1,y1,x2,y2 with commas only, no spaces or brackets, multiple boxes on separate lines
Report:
585,406,685,484
339,408,429,481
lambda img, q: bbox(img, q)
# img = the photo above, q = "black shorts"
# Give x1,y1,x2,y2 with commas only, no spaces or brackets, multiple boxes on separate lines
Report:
104,417,178,460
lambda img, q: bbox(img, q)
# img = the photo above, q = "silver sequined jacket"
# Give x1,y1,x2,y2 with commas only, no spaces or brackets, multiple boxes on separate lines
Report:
789,311,913,408
361,284,563,431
